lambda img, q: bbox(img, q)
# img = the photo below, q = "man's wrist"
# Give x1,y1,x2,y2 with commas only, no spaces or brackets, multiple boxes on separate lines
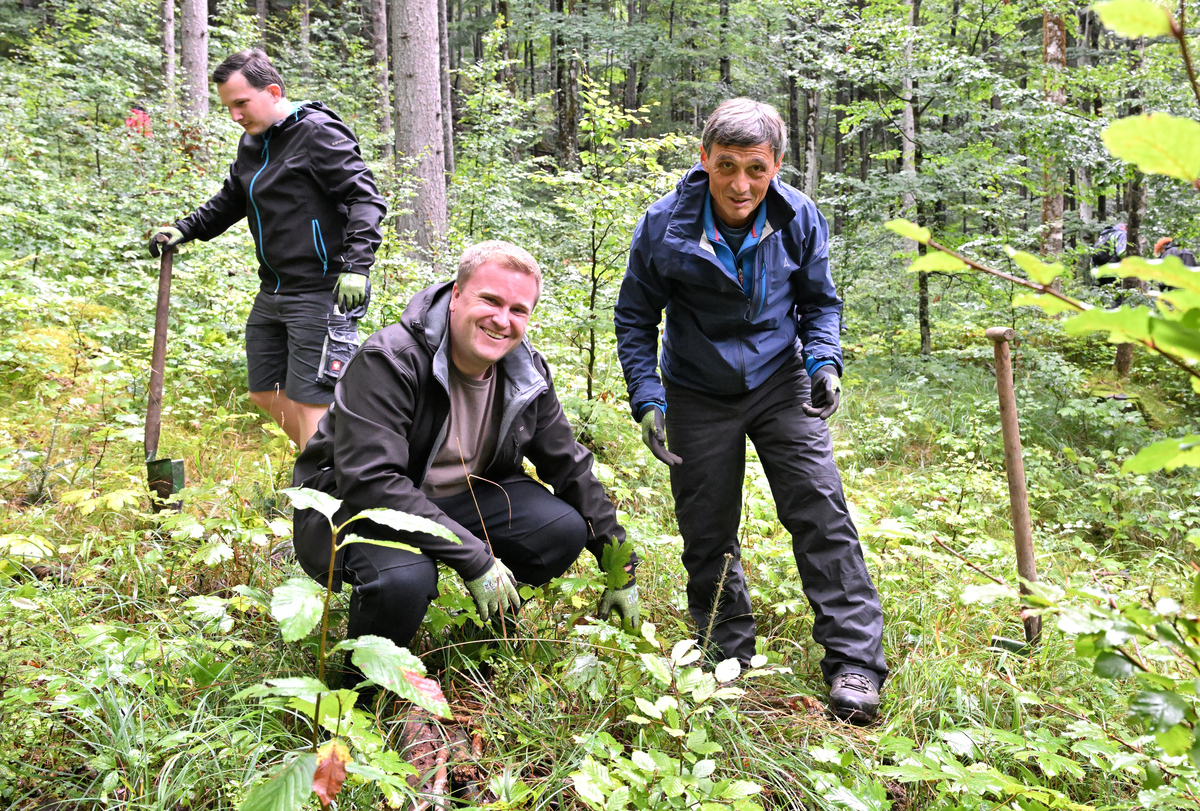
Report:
635,401,666,420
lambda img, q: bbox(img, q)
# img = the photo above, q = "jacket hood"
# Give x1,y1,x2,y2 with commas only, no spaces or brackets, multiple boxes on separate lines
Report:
399,280,455,355
248,100,341,145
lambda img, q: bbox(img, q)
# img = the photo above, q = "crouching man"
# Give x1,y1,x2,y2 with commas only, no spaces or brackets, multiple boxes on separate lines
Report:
292,241,638,670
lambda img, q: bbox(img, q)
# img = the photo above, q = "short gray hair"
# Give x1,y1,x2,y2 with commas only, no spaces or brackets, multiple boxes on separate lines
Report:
456,240,542,302
702,99,787,164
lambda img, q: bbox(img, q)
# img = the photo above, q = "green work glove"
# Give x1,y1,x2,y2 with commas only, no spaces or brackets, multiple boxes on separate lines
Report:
598,578,639,630
639,405,682,467
333,273,368,313
148,226,184,258
802,366,842,420
464,559,520,623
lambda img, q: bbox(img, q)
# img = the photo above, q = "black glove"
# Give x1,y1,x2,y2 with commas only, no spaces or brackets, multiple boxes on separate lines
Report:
639,406,682,466
802,367,841,420
148,226,184,258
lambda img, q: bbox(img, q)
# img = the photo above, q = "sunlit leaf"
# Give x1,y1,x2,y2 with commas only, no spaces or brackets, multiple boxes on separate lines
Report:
1063,308,1152,343
1011,294,1083,315
350,508,461,545
1006,248,1063,285
1155,724,1195,757
335,635,451,717
961,583,1018,604
280,487,342,520
1111,255,1200,295
239,753,316,811
1103,114,1200,183
714,658,742,684
1122,435,1200,473
270,578,325,642
884,218,930,244
1094,0,1173,37
907,252,967,273
338,533,422,555
312,740,350,806
238,677,330,700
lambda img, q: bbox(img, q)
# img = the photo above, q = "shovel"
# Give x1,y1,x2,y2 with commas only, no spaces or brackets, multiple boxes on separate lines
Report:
145,247,185,511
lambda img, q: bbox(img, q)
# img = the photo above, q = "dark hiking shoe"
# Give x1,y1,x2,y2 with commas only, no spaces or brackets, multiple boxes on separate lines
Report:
829,671,879,725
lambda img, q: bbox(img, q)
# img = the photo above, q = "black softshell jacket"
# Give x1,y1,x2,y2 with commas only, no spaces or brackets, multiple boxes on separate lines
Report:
291,282,628,588
176,102,386,295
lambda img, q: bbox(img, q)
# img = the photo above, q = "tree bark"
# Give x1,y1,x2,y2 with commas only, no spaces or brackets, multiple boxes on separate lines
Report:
439,0,455,178
300,0,311,68
371,0,393,161
719,0,731,86
1114,36,1146,379
393,0,448,252
162,0,176,109
802,87,819,198
1040,12,1066,257
180,0,208,117
833,80,847,235
256,0,267,46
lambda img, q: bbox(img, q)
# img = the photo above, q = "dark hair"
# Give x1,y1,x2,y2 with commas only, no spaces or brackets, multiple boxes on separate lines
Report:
212,49,286,96
702,98,786,164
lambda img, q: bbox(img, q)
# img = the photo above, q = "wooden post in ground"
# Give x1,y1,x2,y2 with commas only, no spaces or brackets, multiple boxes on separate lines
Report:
985,326,1041,647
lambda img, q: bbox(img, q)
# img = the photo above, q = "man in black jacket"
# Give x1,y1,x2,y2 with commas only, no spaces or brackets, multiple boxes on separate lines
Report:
148,50,386,451
292,241,638,657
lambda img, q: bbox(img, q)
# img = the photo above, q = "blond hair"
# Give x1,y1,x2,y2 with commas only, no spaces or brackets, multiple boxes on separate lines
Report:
456,241,542,299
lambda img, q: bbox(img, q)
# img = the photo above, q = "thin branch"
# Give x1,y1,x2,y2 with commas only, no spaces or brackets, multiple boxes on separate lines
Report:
1172,5,1200,110
931,532,1008,586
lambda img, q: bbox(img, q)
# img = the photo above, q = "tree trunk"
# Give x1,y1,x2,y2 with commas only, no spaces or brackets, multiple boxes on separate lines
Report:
439,0,454,179
180,0,208,117
371,0,393,161
719,0,731,86
393,0,448,252
900,0,917,228
256,0,267,46
1114,36,1146,379
162,0,176,109
1040,12,1066,257
833,80,847,235
555,0,578,170
300,0,311,68
623,0,640,127
788,72,801,181
802,87,819,198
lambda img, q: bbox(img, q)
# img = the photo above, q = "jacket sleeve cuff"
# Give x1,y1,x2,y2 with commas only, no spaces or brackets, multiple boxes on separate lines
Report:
633,400,666,420
805,358,840,377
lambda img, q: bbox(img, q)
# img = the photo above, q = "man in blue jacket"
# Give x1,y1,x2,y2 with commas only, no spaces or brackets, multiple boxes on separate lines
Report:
614,99,885,723
148,50,386,451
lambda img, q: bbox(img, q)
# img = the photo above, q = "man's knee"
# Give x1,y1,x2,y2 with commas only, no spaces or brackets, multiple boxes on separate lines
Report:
249,389,279,408
346,555,439,647
513,507,588,585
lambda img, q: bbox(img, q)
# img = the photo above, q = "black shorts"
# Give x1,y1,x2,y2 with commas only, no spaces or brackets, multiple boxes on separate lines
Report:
245,290,359,405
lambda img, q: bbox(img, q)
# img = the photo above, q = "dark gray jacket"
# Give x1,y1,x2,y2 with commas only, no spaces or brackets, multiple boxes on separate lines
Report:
176,102,385,295
292,282,628,587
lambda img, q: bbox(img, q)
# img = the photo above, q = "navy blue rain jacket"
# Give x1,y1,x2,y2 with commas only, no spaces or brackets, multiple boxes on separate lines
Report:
614,164,842,414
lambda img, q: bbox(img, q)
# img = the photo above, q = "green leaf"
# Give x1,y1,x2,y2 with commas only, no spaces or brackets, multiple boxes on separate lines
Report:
884,219,930,244
961,583,1018,604
714,658,741,684
601,539,637,590
280,487,342,520
1103,114,1200,183
640,653,673,686
269,578,325,642
1094,0,1173,37
350,508,461,545
338,533,422,555
1110,255,1200,295
239,676,330,700
1006,248,1063,285
238,753,317,811
1130,689,1190,732
1123,435,1200,473
1011,294,1083,315
1063,308,1152,343
907,252,967,273
1155,724,1195,757
336,635,451,717
1093,651,1137,679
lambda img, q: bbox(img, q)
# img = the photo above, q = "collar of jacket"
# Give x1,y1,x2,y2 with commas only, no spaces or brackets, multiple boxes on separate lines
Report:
663,163,796,253
404,281,550,460
244,101,334,147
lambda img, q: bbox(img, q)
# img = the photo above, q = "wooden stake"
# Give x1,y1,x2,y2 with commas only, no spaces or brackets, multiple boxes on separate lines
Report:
985,327,1041,647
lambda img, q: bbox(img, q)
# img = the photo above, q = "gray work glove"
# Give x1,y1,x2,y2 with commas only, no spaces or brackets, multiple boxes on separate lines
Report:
598,577,639,630
333,273,368,312
464,559,520,622
148,226,184,258
802,366,841,420
639,406,682,467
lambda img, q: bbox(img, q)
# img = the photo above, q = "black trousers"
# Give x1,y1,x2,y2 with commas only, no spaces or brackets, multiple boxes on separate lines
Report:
664,352,887,687
341,475,588,649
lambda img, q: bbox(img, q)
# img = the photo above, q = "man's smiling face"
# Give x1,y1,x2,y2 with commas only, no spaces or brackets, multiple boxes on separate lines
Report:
700,141,781,228
448,260,539,379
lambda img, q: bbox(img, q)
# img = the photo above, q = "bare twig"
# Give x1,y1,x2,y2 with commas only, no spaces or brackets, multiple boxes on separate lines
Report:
931,532,1008,586
1172,4,1200,110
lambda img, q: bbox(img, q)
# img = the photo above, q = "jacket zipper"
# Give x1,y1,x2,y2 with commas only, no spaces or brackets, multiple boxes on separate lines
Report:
248,132,283,292
312,219,329,276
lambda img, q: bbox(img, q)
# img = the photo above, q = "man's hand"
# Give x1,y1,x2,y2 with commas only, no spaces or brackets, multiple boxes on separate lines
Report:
148,226,184,258
802,367,841,420
334,273,368,312
640,406,682,466
464,559,520,622
598,581,639,630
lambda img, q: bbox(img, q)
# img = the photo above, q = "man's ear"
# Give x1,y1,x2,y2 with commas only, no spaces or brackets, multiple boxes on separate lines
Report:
268,83,284,101
699,145,709,169
448,283,459,311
